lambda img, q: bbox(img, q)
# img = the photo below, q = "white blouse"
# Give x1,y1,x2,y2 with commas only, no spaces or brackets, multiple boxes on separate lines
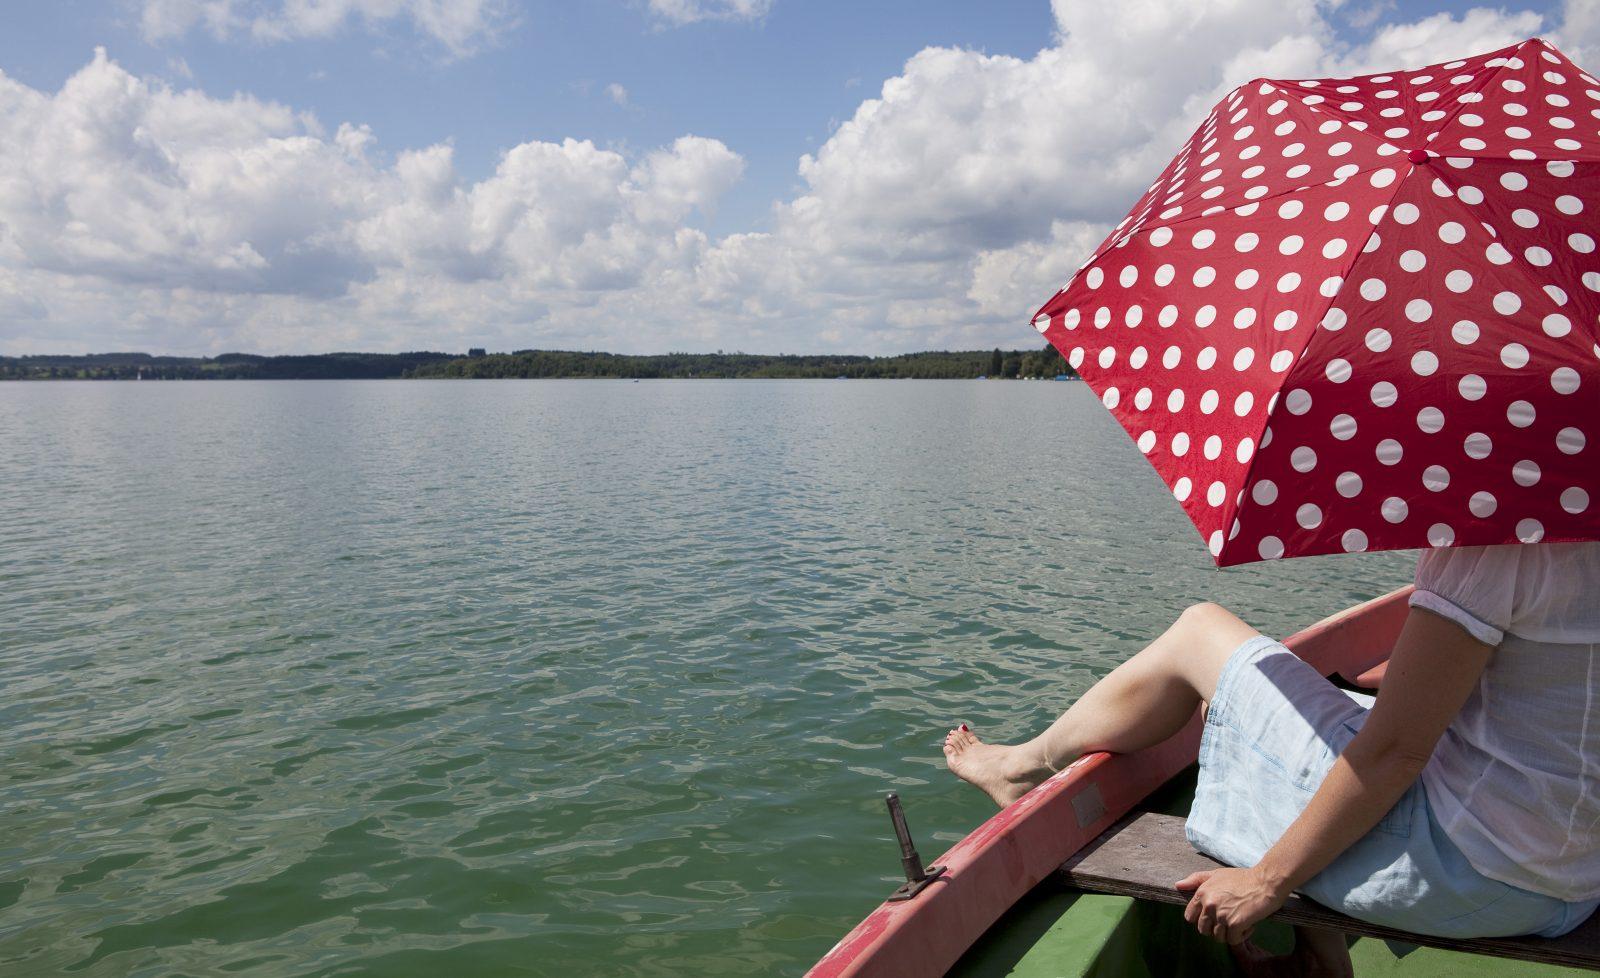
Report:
1411,543,1600,902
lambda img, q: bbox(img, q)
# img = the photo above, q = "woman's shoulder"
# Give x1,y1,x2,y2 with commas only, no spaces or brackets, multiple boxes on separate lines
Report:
1415,543,1600,644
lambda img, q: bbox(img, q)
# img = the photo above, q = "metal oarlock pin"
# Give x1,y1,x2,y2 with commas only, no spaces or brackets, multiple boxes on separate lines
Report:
885,793,946,901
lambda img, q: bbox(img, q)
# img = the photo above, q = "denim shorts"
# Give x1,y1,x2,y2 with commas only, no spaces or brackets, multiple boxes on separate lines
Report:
1185,635,1599,940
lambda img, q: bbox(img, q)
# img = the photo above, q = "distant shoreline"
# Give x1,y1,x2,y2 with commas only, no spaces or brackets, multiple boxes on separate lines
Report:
2,347,1077,382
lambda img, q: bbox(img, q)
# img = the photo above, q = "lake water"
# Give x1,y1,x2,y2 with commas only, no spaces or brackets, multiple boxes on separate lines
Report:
0,380,1410,976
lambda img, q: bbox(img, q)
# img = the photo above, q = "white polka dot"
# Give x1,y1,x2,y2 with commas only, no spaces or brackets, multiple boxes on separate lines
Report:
1103,387,1121,408
1405,299,1432,322
1438,221,1466,244
1572,233,1597,254
1370,381,1398,407
1342,529,1369,552
1428,523,1456,547
1452,320,1480,345
1366,328,1392,353
1296,503,1323,529
1494,291,1522,315
1086,268,1105,288
1286,389,1312,414
1258,536,1285,560
1360,278,1387,301
1412,351,1439,376
1137,430,1157,453
1459,374,1487,401
1376,439,1403,465
1150,227,1173,247
1552,366,1581,394
1236,437,1255,463
1171,432,1190,456
1208,531,1224,557
1399,250,1427,272
1513,459,1541,486
1465,432,1493,460
1417,406,1445,433
1517,518,1545,543
1382,497,1409,523
1501,343,1530,369
1445,270,1473,292
1167,389,1185,412
1563,487,1591,514
1423,465,1450,491
1558,194,1584,215
1558,427,1586,455
1393,203,1420,224
1252,479,1278,505
1192,229,1216,248
1270,350,1294,372
1206,481,1227,506
1326,359,1353,383
1174,477,1193,501
1330,414,1357,440
1336,471,1363,498
1470,491,1498,517
1291,446,1318,472
1507,400,1536,427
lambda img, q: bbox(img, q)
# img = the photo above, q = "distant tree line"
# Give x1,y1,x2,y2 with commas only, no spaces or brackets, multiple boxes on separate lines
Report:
408,345,1075,380
0,351,458,381
0,346,1075,381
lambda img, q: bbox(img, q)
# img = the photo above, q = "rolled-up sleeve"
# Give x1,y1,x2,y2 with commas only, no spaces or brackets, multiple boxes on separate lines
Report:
1409,546,1519,646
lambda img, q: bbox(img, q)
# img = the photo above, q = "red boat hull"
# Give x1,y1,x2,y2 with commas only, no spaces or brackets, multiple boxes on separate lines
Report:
807,588,1413,978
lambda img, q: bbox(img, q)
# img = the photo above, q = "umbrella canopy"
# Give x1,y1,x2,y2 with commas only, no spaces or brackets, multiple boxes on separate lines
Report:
1032,37,1599,566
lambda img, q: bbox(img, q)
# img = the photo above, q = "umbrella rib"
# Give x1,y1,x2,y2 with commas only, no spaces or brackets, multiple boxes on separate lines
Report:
1425,38,1537,158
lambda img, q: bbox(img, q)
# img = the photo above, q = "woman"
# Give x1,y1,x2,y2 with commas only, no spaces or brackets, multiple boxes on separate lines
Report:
944,543,1600,974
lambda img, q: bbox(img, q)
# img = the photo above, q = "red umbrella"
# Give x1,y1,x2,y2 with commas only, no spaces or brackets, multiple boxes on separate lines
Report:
1032,37,1599,566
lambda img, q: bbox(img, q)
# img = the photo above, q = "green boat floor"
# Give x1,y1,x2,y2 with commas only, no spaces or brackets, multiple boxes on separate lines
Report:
947,769,1592,977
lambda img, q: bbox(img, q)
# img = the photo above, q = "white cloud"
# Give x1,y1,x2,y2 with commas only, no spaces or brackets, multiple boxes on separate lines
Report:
0,2,1587,356
139,0,513,56
646,0,772,27
0,50,741,352
605,82,629,107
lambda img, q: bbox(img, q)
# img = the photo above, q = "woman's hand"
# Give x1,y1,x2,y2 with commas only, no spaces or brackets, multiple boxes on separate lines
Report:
1174,866,1288,945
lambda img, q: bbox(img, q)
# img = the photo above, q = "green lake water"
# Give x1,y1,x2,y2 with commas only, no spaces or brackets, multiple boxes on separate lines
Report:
0,380,1411,976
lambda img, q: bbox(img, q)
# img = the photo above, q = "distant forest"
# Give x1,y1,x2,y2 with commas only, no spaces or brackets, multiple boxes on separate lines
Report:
0,346,1075,381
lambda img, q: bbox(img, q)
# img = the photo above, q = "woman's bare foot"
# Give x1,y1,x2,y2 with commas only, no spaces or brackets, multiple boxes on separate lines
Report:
943,726,1047,807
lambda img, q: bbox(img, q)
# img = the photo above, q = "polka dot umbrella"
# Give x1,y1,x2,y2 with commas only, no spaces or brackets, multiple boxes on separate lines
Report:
1031,37,1599,566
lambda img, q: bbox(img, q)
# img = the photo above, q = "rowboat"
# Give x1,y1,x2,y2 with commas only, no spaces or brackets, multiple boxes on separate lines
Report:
806,587,1600,977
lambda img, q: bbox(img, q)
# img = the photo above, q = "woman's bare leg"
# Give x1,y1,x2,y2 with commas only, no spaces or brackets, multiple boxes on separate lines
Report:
944,602,1258,807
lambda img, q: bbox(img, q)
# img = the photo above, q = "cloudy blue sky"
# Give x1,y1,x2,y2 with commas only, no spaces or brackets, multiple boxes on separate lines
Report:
0,0,1589,355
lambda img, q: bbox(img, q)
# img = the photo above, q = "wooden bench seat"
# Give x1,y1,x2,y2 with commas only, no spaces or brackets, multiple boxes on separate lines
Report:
1057,811,1600,970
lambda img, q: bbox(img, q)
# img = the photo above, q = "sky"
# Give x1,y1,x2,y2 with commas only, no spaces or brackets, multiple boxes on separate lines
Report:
0,0,1592,356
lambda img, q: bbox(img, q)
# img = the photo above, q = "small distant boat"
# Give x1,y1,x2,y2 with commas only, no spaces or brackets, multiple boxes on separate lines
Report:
1054,374,1072,381
805,588,1600,976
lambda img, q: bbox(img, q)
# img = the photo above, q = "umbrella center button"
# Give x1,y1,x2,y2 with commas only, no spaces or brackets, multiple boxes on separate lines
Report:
1407,149,1430,165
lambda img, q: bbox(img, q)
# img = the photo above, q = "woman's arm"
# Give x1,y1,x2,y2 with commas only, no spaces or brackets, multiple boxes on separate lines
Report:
1176,607,1494,944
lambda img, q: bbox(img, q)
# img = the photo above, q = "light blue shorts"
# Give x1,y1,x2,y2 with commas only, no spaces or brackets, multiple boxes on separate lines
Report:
1186,635,1599,940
